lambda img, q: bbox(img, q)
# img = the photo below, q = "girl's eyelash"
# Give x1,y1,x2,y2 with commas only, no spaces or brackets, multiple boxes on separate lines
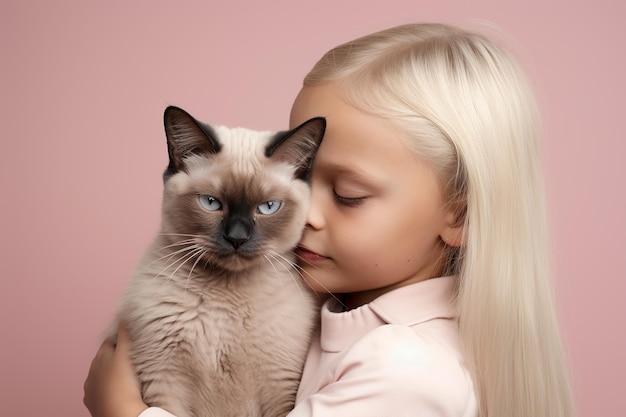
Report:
333,191,365,208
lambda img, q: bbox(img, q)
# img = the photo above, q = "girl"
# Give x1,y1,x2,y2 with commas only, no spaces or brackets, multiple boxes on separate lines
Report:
84,23,574,417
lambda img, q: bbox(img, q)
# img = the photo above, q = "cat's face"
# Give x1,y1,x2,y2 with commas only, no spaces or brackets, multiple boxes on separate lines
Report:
158,106,325,274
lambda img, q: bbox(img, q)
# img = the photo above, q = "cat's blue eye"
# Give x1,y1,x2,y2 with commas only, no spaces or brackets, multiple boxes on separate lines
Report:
198,195,222,211
257,201,281,215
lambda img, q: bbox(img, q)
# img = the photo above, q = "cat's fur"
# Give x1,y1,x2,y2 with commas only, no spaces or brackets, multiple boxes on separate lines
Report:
110,106,325,417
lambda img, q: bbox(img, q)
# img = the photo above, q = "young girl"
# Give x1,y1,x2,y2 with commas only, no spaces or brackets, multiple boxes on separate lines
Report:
84,23,574,417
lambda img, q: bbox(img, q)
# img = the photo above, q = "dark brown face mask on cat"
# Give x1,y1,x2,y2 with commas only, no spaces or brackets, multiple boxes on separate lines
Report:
160,105,326,270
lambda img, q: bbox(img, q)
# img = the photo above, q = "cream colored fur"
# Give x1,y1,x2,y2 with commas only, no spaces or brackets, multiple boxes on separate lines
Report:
110,108,324,417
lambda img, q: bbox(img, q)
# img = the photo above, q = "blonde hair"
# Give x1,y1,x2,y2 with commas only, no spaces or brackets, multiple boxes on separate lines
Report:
304,23,574,417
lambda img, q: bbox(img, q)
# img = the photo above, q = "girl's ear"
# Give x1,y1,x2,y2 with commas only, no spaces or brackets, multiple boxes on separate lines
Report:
441,224,464,248
440,208,465,248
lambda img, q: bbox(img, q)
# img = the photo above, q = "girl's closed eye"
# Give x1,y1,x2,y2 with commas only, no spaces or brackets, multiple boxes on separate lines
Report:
333,190,366,208
330,174,379,208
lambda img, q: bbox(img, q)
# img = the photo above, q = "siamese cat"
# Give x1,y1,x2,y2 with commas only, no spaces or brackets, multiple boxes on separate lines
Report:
110,106,325,417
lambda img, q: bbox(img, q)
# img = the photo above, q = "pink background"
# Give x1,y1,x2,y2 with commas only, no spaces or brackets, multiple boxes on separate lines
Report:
1,1,624,416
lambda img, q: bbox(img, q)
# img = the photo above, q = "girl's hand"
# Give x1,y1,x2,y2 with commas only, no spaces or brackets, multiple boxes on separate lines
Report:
83,323,148,417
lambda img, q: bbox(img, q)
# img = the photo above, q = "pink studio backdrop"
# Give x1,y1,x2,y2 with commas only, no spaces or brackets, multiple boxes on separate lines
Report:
1,1,624,416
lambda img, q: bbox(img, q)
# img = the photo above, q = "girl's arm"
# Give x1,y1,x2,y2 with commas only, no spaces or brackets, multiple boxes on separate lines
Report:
83,324,150,417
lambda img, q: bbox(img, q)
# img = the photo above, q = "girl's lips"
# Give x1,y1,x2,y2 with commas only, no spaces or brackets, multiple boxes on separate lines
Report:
295,245,329,263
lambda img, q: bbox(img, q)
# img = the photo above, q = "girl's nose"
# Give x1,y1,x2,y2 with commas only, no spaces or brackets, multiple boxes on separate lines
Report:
305,185,324,230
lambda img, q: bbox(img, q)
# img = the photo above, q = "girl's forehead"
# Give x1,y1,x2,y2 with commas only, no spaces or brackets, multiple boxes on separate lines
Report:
291,85,380,135
291,85,407,146
289,84,342,128
291,85,431,184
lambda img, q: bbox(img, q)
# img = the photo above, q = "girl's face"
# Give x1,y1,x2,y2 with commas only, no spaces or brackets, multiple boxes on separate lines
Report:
290,84,461,308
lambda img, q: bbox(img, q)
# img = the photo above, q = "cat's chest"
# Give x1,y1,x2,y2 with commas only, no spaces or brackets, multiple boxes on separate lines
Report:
131,279,270,337
124,262,303,355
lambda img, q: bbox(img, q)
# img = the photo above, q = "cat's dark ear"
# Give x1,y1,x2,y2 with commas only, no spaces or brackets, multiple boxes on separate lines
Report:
163,106,222,180
265,117,326,180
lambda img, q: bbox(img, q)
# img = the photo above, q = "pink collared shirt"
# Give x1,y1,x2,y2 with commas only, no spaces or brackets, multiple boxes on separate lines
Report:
139,276,477,417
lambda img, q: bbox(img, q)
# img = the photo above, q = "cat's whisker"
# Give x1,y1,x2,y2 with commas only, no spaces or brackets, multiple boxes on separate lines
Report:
291,254,347,309
185,249,207,291
161,247,205,287
157,239,198,251
150,245,199,285
263,252,309,303
131,246,199,299
148,240,198,265
273,250,347,309
262,254,278,278
264,251,295,271
149,244,199,269
158,233,203,239
263,251,294,279
265,251,299,279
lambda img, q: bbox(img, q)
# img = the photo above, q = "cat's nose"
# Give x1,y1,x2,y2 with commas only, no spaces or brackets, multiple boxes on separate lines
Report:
224,218,252,249
226,236,248,249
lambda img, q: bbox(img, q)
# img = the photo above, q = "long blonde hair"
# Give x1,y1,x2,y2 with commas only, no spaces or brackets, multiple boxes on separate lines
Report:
304,23,574,417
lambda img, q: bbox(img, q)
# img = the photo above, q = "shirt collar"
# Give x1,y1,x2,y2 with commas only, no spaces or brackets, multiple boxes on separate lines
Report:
320,276,457,352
